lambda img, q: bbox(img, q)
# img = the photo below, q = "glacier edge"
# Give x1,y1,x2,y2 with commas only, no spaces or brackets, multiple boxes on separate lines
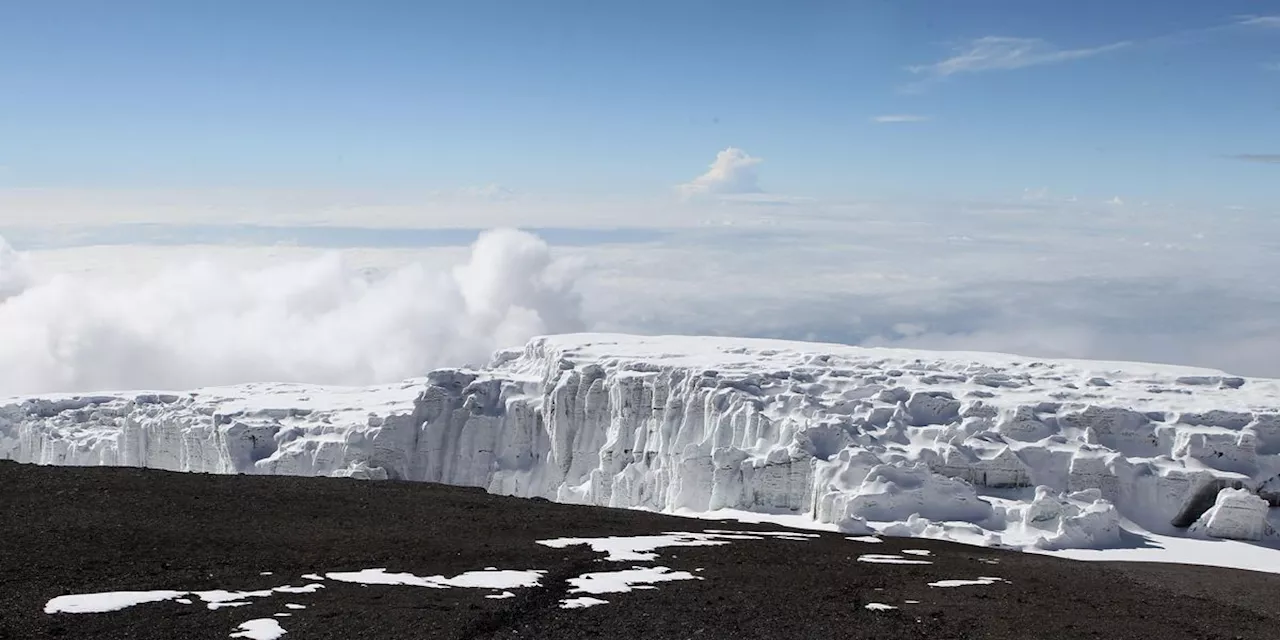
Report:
3,333,1280,551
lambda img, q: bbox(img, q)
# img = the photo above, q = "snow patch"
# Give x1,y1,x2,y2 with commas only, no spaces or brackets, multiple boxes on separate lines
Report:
857,554,933,565
536,532,739,562
559,596,610,609
566,567,701,595
928,577,1009,588
229,618,287,640
323,568,543,590
45,591,187,614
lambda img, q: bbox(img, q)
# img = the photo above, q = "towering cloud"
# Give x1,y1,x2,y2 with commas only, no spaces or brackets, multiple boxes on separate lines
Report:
0,229,583,395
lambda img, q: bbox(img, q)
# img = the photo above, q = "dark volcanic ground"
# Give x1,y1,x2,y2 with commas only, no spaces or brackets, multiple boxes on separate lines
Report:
2,461,1277,640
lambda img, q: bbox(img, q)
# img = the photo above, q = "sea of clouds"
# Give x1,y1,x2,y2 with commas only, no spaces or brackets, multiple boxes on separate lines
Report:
3,187,1280,397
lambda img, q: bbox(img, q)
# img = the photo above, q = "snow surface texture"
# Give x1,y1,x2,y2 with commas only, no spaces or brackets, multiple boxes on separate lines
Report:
6,333,1280,560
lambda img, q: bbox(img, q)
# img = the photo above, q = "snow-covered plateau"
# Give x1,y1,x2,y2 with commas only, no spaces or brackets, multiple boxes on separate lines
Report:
4,334,1280,570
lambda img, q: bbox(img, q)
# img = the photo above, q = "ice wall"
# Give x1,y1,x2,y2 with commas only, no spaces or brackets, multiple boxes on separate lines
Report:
3,333,1279,549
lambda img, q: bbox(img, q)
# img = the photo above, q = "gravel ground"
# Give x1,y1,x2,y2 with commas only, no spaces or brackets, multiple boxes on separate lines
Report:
1,460,1277,640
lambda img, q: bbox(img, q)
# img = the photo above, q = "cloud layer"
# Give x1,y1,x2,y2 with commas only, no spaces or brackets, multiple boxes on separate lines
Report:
5,188,1280,397
0,229,583,395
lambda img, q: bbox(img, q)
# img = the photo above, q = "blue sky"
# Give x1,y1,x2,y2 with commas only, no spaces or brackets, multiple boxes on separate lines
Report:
2,0,1277,206
3,2,1280,389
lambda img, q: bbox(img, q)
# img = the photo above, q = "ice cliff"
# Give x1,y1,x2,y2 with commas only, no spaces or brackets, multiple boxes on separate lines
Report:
4,333,1279,550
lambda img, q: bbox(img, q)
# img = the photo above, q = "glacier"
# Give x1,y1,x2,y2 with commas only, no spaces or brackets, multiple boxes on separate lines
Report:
3,333,1279,554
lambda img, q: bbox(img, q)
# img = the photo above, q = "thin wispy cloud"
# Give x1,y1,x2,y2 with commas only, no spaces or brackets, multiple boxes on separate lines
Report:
1021,187,1049,201
1236,15,1280,28
1227,154,1280,164
908,36,1130,78
871,114,931,123
903,14,1280,91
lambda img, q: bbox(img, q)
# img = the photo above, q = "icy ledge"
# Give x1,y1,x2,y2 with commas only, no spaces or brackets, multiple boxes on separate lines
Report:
3,333,1279,555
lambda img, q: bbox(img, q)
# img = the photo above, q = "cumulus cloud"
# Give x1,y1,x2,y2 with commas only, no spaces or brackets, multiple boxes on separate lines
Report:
0,235,30,301
678,147,764,198
0,229,583,395
909,36,1130,78
871,114,931,123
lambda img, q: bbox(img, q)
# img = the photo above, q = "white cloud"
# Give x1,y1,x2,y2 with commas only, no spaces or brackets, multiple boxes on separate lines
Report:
909,36,1130,78
1022,187,1049,201
455,184,516,200
0,235,29,300
1106,196,1125,206
871,114,931,123
0,229,583,395
900,16,1275,89
1236,15,1280,28
677,147,764,199
7,192,1280,395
